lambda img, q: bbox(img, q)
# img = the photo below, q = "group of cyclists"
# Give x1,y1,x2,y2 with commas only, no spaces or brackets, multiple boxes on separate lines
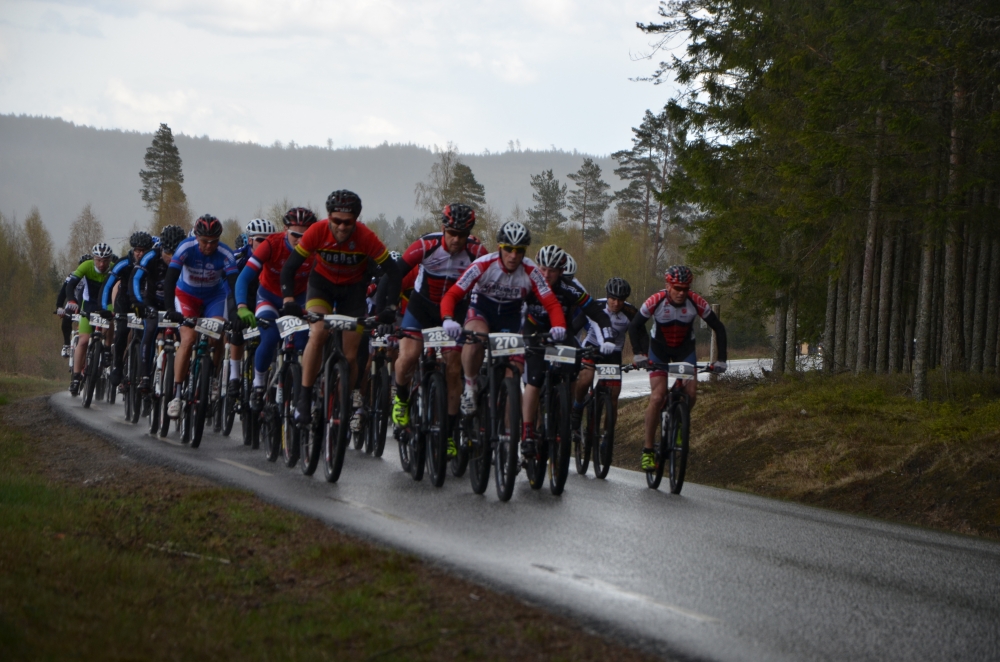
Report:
56,188,728,496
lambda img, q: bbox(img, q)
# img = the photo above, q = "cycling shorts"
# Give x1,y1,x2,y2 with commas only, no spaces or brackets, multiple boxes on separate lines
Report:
400,296,465,351
305,271,366,317
465,298,521,333
581,348,623,369
256,286,304,318
648,346,697,379
175,288,227,319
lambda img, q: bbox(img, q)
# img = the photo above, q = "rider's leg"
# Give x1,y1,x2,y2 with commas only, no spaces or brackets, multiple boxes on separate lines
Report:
253,309,280,387
459,318,488,414
295,304,330,422
643,374,668,451
173,325,196,393
574,365,594,404
74,333,90,377
394,336,420,394
685,378,697,410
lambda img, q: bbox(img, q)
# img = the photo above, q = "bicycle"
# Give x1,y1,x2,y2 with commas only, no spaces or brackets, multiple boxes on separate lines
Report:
232,325,260,449
394,326,453,487
525,339,589,496
122,313,145,423
149,312,180,438
82,312,111,408
645,362,712,494
575,362,629,479
360,332,393,458
177,316,226,448
462,331,523,501
258,316,309,472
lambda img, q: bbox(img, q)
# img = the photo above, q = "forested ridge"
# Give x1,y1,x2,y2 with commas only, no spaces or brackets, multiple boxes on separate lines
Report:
643,0,1000,397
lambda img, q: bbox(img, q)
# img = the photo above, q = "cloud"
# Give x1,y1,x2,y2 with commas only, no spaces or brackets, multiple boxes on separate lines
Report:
350,115,402,142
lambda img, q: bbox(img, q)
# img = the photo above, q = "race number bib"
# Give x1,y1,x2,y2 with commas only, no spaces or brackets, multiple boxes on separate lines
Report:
276,315,309,339
71,314,81,322
422,326,456,348
127,313,144,330
544,345,577,365
89,313,109,329
194,317,223,340
242,326,260,340
324,314,358,331
668,362,696,381
595,364,622,381
370,335,389,348
489,333,524,356
157,311,179,329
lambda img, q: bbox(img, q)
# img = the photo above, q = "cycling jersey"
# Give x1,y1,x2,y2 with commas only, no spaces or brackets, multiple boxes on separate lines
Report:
169,237,238,298
291,220,389,286
101,254,137,310
132,248,169,307
400,233,488,305
64,260,110,314
441,253,566,328
628,290,727,362
584,298,638,352
237,232,313,304
524,276,610,338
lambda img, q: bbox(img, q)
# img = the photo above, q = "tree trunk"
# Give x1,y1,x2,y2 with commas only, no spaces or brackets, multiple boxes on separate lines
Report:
913,238,936,400
876,221,895,373
983,235,1000,374
773,294,787,375
857,102,884,374
962,220,978,369
930,238,944,369
835,257,849,372
942,78,965,372
889,230,905,373
823,268,838,373
786,295,799,373
971,224,990,372
847,248,863,371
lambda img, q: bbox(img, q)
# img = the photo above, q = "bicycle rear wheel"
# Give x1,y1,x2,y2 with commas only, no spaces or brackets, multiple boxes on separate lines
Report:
407,394,425,481
191,355,212,448
371,364,390,458
467,388,491,495
646,405,669,489
549,381,573,496
526,384,549,490
575,395,593,475
82,341,100,408
425,372,449,487
591,390,615,480
493,376,521,502
667,401,690,494
158,352,174,438
281,368,300,468
128,343,142,423
322,359,352,483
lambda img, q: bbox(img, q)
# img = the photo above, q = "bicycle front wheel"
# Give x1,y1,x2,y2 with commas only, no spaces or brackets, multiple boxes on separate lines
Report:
467,388,491,495
548,381,573,496
158,352,174,438
667,401,690,494
425,371,449,488
646,406,669,489
191,356,212,448
322,359,352,483
592,390,615,480
575,396,593,476
493,376,521,502
281,368,300,468
128,343,142,423
82,341,100,408
371,364,390,458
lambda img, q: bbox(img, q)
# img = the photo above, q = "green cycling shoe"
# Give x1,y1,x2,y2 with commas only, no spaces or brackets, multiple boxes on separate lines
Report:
391,394,410,427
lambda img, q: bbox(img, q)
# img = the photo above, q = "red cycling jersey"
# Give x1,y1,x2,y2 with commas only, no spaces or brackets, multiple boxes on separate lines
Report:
294,220,389,285
248,232,313,296
639,289,712,352
399,233,488,305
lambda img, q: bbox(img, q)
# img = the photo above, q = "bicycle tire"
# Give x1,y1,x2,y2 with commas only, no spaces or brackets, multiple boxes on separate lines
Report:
352,375,367,450
575,395,593,476
549,381,573,495
212,360,225,434
261,402,281,462
494,376,521,502
191,355,212,448
158,351,174,438
668,400,690,494
407,392,425,481
526,383,548,490
222,364,237,436
592,389,614,480
128,343,142,423
82,341,99,408
425,371,449,488
295,365,321,476
468,387,491,494
372,364,390,458
281,367,300,468
322,359,352,483
123,345,134,421
646,405,669,489
241,358,256,447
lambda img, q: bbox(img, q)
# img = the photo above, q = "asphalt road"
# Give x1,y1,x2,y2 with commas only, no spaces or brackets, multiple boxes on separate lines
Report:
51,391,1000,662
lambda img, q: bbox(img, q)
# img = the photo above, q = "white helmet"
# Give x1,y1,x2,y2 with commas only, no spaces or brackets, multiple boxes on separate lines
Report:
535,245,568,269
562,253,577,278
245,218,277,237
91,242,113,258
496,221,530,247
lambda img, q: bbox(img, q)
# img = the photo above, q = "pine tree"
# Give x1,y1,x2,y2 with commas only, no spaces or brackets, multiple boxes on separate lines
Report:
442,162,486,208
567,158,611,242
526,169,567,235
140,123,189,232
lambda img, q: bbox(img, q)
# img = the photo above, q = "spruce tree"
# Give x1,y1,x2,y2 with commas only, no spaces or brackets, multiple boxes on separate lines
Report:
442,162,486,208
526,169,567,235
140,123,189,231
567,158,611,242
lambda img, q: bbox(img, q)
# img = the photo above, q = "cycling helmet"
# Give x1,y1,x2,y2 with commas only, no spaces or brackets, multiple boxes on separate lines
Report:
129,231,154,250
496,221,530,247
91,242,113,258
664,265,694,287
563,253,577,278
194,214,223,238
235,233,248,249
79,254,92,264
110,253,120,264
442,203,476,232
159,225,186,253
326,189,362,216
535,245,568,269
245,218,276,237
283,207,318,227
151,236,161,248
606,277,631,299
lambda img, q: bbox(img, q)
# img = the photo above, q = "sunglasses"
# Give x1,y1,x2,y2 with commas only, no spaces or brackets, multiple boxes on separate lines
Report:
499,244,527,255
288,231,304,239
445,229,470,239
251,236,267,243
330,218,356,227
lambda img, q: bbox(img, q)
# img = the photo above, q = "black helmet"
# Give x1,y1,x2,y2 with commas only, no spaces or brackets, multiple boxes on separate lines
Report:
442,203,476,232
159,225,186,253
283,207,318,227
325,190,362,217
130,231,154,250
194,214,223,238
79,254,92,264
606,277,631,299
496,221,530,247
235,233,248,249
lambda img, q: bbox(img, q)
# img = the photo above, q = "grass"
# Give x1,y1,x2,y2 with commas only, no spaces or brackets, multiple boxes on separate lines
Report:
0,375,657,662
613,370,1000,539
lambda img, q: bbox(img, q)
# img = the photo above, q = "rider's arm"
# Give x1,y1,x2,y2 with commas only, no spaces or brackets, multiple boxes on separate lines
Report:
235,261,261,308
581,298,613,340
64,266,85,303
440,260,484,320
101,260,126,310
55,275,70,309
162,266,181,312
528,270,566,329
704,309,728,362
280,249,307,299
627,310,651,356
372,252,401,315
131,255,150,307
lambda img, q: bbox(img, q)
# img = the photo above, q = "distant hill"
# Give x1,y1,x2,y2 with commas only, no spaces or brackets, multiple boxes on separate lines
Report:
0,114,621,245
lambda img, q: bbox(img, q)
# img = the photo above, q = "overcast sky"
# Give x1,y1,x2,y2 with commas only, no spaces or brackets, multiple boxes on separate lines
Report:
0,0,678,156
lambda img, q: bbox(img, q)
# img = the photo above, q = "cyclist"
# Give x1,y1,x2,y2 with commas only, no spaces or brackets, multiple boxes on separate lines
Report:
103,231,155,388
439,221,567,418
279,190,401,426
64,243,115,395
162,215,239,419
235,211,313,410
519,245,615,457
55,254,92,358
627,265,728,470
390,203,488,456
572,277,638,428
132,225,186,394
224,221,271,397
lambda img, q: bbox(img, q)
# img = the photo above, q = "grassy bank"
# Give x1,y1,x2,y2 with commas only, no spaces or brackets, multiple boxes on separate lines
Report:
0,375,656,661
614,370,1000,539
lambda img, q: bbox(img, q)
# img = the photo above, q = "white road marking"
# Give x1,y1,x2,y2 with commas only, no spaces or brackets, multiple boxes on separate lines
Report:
215,457,272,476
531,564,720,624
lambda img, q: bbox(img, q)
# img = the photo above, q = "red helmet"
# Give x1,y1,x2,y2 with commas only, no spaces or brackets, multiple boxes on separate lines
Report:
442,203,476,232
194,214,223,238
664,265,693,287
283,207,318,227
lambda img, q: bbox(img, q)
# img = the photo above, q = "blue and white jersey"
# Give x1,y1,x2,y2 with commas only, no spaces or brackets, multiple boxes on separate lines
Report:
168,237,238,298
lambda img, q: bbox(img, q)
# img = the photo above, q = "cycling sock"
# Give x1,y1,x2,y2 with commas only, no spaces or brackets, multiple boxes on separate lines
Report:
173,383,182,399
522,421,535,438
448,414,458,437
299,385,313,409
253,370,267,388
464,376,476,390
572,400,584,410
229,360,240,380
395,384,409,402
